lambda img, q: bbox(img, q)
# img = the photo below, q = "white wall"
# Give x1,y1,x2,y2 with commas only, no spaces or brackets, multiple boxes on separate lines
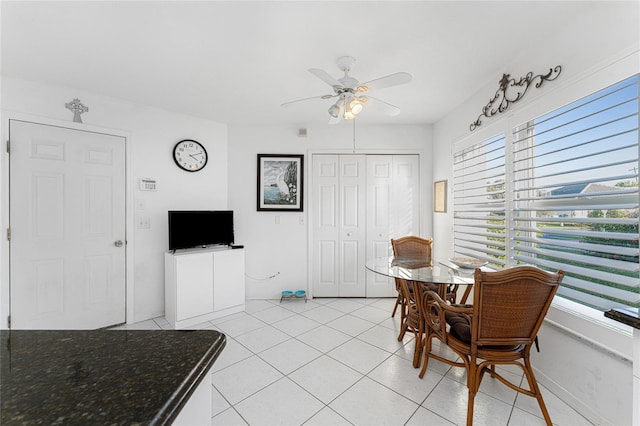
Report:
227,123,432,299
0,77,431,320
1,77,228,323
431,2,639,424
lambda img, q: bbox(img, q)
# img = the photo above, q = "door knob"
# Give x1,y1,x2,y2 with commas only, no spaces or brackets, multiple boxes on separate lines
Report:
114,240,124,247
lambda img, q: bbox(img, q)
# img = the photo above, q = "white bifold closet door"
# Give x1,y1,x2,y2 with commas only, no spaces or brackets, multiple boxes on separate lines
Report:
311,154,419,298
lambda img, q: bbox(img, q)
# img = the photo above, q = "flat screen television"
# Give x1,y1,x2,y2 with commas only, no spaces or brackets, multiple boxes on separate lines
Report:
168,210,234,250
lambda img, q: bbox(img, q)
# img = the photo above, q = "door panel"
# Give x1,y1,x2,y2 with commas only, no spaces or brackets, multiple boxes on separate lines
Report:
34,258,64,315
319,240,336,284
312,155,339,297
366,155,394,297
339,155,366,297
391,155,420,239
9,120,126,329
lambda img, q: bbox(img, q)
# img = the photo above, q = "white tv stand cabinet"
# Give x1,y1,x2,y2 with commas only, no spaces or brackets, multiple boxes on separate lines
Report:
165,246,245,330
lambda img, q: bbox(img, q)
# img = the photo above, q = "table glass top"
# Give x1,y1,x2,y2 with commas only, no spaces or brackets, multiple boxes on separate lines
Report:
365,256,483,285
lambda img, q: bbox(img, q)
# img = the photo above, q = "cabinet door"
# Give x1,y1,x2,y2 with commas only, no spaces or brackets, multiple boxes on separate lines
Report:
213,250,245,311
175,252,214,321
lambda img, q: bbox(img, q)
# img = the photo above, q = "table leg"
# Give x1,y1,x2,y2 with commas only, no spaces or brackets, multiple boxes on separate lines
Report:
413,324,423,368
411,280,426,369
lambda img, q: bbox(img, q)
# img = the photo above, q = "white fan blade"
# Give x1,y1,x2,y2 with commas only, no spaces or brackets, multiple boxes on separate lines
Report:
364,96,401,116
358,72,412,92
309,68,344,89
281,94,336,108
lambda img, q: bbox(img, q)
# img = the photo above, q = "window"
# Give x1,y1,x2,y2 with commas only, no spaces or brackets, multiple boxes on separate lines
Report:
453,74,640,311
453,134,506,269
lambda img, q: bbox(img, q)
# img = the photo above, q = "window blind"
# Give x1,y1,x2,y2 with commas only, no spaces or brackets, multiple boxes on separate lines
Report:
511,75,639,311
453,134,507,269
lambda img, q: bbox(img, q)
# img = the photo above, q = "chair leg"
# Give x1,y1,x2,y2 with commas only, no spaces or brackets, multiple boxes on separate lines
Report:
391,292,402,317
397,321,407,341
466,357,481,426
399,296,407,323
460,285,473,304
412,314,426,369
466,389,476,426
418,333,432,379
412,329,422,368
523,358,553,425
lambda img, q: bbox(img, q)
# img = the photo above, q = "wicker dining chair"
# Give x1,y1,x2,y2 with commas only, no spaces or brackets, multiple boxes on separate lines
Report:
390,236,433,368
390,236,433,319
395,276,424,367
418,266,564,426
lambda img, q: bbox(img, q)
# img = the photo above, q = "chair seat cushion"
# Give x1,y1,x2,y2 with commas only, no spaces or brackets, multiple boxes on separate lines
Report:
445,311,471,343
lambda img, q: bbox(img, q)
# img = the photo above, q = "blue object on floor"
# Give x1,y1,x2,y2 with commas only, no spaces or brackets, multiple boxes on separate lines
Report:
280,290,306,303
280,290,293,303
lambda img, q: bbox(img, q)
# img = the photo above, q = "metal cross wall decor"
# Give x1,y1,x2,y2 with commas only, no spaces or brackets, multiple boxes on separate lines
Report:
470,66,562,131
65,98,89,123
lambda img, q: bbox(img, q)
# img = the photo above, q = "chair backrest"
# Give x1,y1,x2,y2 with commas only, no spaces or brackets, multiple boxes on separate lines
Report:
391,236,433,258
471,266,564,347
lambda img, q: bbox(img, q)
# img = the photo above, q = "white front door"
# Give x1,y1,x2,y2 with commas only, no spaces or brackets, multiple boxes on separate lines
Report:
9,120,126,329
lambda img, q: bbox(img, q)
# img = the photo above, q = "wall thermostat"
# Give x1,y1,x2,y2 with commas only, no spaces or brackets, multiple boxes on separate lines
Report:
139,178,157,191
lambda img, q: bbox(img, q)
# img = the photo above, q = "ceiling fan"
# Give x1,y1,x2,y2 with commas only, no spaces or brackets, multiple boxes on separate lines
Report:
281,56,412,123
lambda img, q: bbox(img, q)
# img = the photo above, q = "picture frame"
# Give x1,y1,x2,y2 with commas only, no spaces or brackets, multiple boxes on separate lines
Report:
257,154,304,211
434,180,447,213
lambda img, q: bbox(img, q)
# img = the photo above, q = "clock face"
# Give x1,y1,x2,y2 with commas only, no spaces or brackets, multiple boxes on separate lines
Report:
173,139,208,172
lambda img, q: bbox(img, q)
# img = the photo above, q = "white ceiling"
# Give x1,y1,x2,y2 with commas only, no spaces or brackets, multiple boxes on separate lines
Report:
1,1,603,126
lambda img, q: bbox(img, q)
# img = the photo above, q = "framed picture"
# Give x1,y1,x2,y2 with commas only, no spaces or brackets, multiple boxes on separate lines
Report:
257,154,304,211
434,180,447,213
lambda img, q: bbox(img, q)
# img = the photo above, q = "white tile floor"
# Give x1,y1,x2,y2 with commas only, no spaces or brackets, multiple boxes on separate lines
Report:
125,298,594,426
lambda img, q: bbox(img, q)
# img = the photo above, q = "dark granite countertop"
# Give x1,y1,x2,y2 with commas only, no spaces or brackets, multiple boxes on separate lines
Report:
1,329,226,425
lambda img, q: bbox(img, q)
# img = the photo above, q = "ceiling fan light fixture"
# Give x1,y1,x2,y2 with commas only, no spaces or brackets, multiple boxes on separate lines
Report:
350,100,363,115
343,110,355,120
328,103,341,118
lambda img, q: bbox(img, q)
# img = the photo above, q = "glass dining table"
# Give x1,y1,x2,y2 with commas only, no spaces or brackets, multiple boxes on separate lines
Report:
365,256,479,290
365,256,482,367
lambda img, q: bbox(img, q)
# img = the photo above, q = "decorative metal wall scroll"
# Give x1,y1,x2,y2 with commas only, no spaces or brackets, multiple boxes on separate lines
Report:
470,65,561,131
65,98,89,123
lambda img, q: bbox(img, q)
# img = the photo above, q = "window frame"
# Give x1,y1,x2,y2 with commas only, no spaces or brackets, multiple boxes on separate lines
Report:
451,62,639,336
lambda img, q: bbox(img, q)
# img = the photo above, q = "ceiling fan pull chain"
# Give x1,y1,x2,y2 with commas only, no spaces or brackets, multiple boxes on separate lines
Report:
352,118,357,153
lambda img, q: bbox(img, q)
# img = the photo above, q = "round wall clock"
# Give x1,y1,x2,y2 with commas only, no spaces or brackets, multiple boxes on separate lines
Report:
173,139,208,172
